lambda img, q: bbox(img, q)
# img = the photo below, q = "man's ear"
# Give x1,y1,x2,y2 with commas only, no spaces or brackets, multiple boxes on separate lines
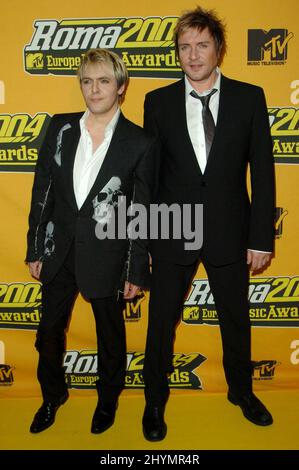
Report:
118,84,125,96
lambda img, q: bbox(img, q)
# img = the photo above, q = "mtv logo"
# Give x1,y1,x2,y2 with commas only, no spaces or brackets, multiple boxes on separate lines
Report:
0,364,14,384
252,360,279,380
248,29,293,61
124,292,145,321
26,53,44,69
183,306,200,320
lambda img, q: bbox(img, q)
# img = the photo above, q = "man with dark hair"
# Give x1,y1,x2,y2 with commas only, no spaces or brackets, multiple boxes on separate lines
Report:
142,6,275,441
26,48,156,434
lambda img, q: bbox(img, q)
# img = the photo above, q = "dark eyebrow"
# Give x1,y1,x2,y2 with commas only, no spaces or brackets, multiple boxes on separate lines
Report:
178,40,211,46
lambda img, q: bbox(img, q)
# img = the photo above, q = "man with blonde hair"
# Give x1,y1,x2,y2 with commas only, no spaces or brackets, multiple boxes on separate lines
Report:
142,6,274,441
26,48,156,434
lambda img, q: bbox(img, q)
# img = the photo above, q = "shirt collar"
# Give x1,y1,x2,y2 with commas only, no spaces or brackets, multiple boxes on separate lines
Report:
185,67,221,99
80,108,121,136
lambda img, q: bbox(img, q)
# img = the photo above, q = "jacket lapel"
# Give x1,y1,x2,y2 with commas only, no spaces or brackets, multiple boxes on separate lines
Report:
60,115,82,211
204,75,233,174
172,79,204,176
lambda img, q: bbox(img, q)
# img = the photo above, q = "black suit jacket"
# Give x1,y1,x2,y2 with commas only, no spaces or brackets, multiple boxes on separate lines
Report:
144,76,275,266
26,112,157,298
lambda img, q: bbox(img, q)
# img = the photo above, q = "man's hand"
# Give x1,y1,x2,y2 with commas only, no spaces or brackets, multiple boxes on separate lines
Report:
28,261,42,280
247,250,272,273
123,281,140,300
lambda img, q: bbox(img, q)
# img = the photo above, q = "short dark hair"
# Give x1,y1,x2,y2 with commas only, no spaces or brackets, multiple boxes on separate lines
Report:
174,6,227,64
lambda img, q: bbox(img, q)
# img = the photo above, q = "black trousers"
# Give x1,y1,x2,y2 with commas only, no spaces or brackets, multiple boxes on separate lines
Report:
36,244,126,405
143,256,252,407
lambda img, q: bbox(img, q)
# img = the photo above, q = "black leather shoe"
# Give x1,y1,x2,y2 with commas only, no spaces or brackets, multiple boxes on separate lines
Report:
228,391,273,426
142,406,167,441
91,402,117,434
30,392,69,433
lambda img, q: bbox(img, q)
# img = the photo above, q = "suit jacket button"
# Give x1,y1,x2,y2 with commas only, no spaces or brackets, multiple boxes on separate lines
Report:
201,181,207,187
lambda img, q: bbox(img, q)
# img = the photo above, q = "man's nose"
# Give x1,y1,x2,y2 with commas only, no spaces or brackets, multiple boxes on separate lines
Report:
91,80,100,93
190,46,200,60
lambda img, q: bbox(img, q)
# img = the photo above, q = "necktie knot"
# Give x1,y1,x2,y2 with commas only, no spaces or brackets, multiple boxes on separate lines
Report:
190,88,217,108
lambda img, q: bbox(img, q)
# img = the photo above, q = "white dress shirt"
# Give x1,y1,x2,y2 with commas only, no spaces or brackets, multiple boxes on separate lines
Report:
185,69,221,173
73,109,120,210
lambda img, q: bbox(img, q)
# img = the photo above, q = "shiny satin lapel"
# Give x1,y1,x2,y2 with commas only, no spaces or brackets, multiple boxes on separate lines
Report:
60,117,81,211
204,75,232,174
175,79,204,176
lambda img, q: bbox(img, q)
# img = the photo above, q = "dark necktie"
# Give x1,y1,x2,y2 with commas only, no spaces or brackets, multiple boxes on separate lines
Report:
190,89,217,159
